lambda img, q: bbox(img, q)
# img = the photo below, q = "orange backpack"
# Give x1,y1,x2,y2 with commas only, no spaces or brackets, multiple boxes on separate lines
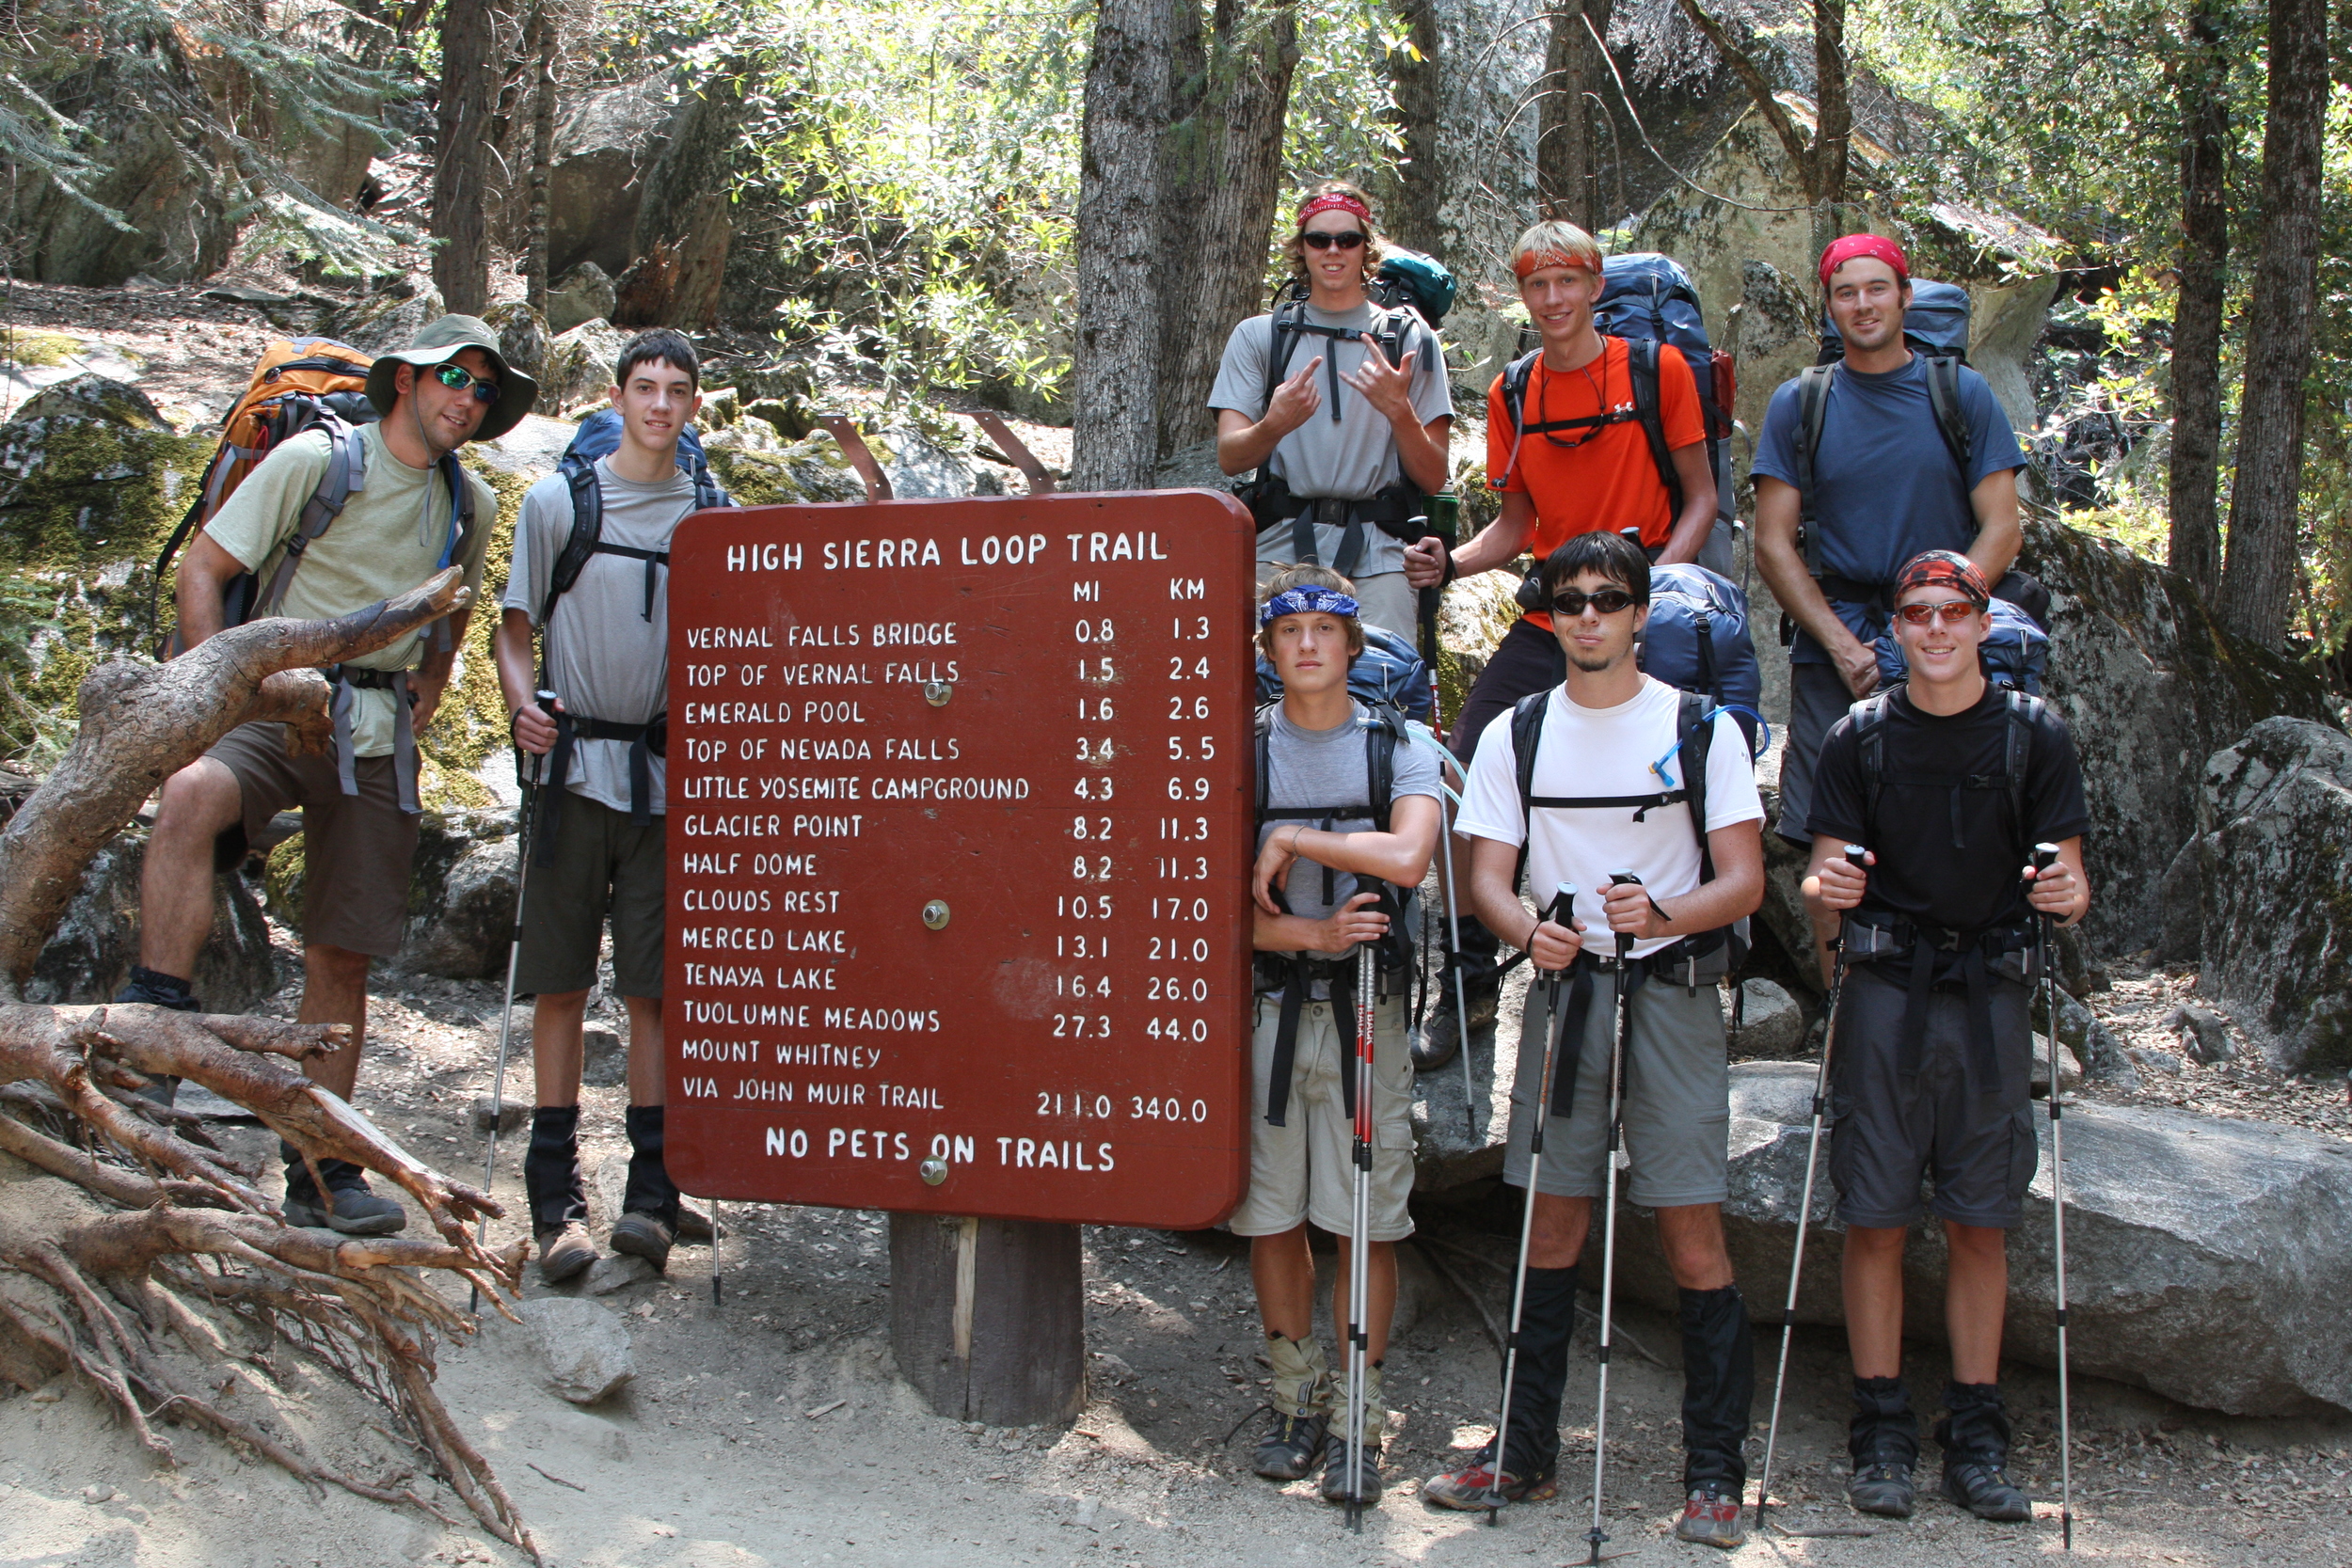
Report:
151,337,469,655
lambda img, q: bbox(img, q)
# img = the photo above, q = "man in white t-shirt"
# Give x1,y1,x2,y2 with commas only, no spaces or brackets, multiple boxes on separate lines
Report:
1422,530,1766,1551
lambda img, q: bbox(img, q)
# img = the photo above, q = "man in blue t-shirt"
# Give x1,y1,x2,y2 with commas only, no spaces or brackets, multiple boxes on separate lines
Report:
1752,235,2026,883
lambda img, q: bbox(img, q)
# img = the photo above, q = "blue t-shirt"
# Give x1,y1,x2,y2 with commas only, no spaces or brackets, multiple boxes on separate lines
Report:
1752,354,2025,663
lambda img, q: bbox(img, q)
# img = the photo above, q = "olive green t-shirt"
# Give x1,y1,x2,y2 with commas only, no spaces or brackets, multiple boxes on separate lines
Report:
202,421,497,756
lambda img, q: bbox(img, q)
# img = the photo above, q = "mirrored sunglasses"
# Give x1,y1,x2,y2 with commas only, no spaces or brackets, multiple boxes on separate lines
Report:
1893,599,1981,626
429,362,501,404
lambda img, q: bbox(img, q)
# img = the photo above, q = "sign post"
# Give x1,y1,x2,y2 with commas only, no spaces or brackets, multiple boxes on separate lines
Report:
663,491,1256,1420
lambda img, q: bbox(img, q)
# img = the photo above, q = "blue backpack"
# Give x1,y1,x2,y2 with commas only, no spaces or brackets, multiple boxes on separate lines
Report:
1872,596,2049,695
1255,622,1433,722
1640,563,1765,752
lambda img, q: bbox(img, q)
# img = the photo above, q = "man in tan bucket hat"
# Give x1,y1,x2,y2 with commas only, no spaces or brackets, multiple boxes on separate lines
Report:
120,315,535,1235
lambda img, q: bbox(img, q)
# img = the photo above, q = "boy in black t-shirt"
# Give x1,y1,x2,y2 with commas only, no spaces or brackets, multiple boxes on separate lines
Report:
1803,549,2090,1526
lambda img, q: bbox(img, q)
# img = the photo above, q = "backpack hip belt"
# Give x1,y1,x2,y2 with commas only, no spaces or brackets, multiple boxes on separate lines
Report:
1842,915,2036,1099
320,663,422,816
534,710,666,858
1256,935,1405,1130
1263,483,1423,578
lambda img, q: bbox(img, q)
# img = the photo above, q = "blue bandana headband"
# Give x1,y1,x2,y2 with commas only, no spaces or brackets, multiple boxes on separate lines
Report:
1257,587,1360,627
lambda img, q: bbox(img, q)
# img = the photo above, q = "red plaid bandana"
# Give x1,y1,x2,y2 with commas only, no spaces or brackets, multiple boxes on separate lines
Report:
1893,549,1990,608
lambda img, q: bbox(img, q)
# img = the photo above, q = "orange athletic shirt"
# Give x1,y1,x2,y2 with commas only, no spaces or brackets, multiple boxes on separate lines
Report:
1486,337,1705,629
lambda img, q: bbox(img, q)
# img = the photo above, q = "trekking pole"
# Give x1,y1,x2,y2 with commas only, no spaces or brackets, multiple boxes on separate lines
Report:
711,1201,723,1308
1584,870,1643,1568
1754,844,1869,1531
1484,882,1577,1526
1345,928,1376,1533
2030,842,2074,1551
470,689,556,1315
1437,770,1477,1139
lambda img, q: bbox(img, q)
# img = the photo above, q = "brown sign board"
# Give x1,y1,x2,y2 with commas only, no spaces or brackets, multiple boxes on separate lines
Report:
661,491,1258,1229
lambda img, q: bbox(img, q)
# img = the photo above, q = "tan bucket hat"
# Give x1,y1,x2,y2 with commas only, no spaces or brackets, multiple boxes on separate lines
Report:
365,313,539,442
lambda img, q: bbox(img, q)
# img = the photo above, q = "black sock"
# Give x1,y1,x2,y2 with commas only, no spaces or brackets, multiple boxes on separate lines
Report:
1499,1263,1577,1479
623,1104,680,1227
1850,1374,1919,1469
1678,1283,1756,1491
119,964,200,1012
523,1105,586,1230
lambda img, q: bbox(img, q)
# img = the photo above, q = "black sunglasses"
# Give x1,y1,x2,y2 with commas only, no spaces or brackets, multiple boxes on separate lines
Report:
1302,230,1366,251
429,362,501,404
1549,587,1640,616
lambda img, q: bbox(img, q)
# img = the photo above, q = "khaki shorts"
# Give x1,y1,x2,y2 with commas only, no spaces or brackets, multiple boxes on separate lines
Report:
207,721,419,958
514,793,666,998
1230,993,1416,1242
1503,967,1731,1208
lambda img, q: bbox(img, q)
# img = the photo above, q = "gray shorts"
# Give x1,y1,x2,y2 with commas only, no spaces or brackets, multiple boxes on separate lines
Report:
1775,659,1854,847
514,793,666,998
1230,994,1416,1242
206,721,419,958
1503,966,1731,1207
1828,963,2038,1229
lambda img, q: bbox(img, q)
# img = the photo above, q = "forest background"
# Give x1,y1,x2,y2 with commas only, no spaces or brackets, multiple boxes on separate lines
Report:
0,0,2345,716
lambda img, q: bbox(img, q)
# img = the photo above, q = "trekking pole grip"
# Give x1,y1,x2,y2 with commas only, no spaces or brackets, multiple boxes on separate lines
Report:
1608,870,1641,957
1539,882,1576,980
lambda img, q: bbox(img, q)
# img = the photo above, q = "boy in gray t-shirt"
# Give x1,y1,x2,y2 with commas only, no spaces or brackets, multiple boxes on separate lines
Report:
1211,182,1453,639
493,328,724,1282
1241,566,1441,1506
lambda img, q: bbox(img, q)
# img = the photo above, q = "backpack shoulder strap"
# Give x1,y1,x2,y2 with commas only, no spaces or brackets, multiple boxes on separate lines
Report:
1624,337,1683,526
2003,688,2042,846
1679,690,1716,880
1924,355,1973,481
543,453,607,626
1363,705,1401,834
253,415,364,620
1508,689,1550,894
1491,350,1545,493
1262,300,1304,416
1852,689,1893,843
1793,363,1836,574
1253,702,1277,825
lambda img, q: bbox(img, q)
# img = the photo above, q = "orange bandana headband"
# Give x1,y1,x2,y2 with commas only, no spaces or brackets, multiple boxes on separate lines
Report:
1513,248,1599,279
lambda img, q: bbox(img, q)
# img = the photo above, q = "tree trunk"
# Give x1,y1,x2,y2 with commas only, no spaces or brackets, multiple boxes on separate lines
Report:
430,0,501,316
1811,0,1851,216
1152,0,1303,463
1383,0,1445,253
2167,1,2230,598
1071,0,1171,491
2217,0,2328,646
519,0,558,317
1535,0,1609,230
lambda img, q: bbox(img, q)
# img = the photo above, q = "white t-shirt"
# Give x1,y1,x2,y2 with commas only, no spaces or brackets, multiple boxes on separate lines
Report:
1456,676,1764,960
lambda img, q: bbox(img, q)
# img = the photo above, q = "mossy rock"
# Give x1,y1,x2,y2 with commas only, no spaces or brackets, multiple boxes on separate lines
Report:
2,331,84,370
703,431,867,508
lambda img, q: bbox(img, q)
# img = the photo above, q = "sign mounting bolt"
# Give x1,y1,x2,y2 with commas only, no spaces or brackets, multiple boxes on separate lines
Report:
921,899,951,930
919,1158,949,1186
924,680,953,706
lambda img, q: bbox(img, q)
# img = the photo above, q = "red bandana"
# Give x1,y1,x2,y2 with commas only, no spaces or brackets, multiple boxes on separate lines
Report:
1513,248,1598,279
1818,233,1910,289
1297,192,1371,226
1893,549,1990,607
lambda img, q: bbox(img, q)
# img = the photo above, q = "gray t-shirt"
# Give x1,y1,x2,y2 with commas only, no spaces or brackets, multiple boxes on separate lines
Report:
1255,701,1444,994
502,458,697,816
1207,303,1454,576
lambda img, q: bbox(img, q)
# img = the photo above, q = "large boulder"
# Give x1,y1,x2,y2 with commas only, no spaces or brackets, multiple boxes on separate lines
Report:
480,302,551,389
404,831,520,980
2018,519,2338,959
319,275,447,356
545,263,616,335
2184,719,2352,1074
541,321,631,413
547,78,674,282
24,831,278,1013
1611,1063,2352,1417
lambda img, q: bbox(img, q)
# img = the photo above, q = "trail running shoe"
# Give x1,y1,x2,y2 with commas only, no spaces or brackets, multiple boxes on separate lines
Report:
1253,1408,1327,1481
1943,1460,2031,1522
1674,1484,1746,1548
1848,1460,1917,1517
1421,1441,1558,1510
1321,1434,1383,1504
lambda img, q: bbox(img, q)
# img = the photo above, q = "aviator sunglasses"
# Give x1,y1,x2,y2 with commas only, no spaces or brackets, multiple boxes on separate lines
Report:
1893,599,1982,626
1302,230,1366,250
427,362,501,404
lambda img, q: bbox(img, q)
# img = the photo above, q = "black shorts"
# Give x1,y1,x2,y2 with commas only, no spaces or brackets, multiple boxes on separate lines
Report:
1828,963,2038,1229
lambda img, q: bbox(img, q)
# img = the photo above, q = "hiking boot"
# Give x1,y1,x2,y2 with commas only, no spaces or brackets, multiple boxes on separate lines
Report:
609,1211,675,1272
1255,1407,1328,1481
1942,1460,2030,1521
1410,977,1500,1070
1253,1333,1330,1481
1847,1461,1917,1517
1421,1440,1558,1510
1935,1381,2029,1522
1674,1484,1746,1548
115,966,200,1107
1320,1433,1383,1505
536,1222,596,1285
282,1160,407,1237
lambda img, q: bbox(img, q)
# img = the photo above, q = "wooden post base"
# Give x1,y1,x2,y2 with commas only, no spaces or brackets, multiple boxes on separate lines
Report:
889,1212,1086,1425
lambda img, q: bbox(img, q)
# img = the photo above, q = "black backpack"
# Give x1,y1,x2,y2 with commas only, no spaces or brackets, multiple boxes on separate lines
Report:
1260,286,1425,424
1503,686,1744,966
541,407,731,631
1851,685,2043,853
1253,700,1416,974
1793,279,1974,578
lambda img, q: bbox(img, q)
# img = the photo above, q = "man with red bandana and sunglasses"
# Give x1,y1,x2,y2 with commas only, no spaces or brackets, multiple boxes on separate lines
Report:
1752,235,2026,888
1211,182,1453,639
1397,219,1718,1066
1802,548,2088,1526
119,316,532,1236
